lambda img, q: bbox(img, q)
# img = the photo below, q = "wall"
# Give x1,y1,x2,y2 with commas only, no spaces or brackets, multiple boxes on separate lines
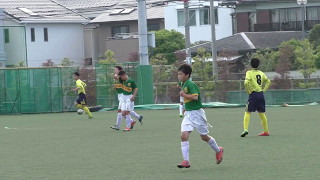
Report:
164,1,233,43
105,38,139,63
25,23,85,67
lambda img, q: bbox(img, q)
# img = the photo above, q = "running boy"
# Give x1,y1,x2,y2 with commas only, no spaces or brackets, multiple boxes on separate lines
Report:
117,70,139,131
241,58,271,137
177,64,223,168
71,72,93,119
110,67,143,130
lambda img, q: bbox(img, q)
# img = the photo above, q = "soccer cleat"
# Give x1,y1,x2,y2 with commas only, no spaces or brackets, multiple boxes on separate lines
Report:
241,131,248,137
138,115,143,125
258,132,270,136
130,120,136,129
216,147,223,164
88,116,93,119
179,114,183,117
123,127,131,132
177,160,190,168
110,125,120,131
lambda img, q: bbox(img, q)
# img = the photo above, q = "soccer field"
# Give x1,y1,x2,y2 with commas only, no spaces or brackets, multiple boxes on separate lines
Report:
0,105,319,180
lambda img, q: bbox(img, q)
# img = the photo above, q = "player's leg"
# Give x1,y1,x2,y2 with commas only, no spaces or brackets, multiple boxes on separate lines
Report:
111,96,123,130
129,101,143,125
178,112,193,168
80,94,92,119
241,94,256,137
194,108,223,164
257,94,269,136
122,98,133,131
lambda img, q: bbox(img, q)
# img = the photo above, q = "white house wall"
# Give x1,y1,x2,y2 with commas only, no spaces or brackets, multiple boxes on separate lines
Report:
164,1,233,43
25,24,85,67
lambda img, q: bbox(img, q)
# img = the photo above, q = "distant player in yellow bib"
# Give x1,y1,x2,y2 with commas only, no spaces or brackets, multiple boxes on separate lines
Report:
241,58,271,137
71,72,93,119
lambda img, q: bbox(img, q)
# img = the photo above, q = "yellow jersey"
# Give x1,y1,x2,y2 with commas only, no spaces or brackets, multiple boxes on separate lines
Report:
244,69,271,94
76,79,86,94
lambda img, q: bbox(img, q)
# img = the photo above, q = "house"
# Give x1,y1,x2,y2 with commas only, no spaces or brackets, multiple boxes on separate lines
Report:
164,0,233,43
220,0,320,33
0,0,89,67
90,1,167,63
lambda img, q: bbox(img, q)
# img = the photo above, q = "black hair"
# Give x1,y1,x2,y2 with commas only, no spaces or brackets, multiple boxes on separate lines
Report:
115,65,123,71
178,64,192,77
74,72,80,76
251,58,260,68
118,70,126,76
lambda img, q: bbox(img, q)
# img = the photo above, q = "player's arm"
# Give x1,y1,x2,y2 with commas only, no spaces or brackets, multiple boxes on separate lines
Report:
180,91,198,100
244,72,252,94
130,88,138,101
263,74,271,92
180,83,199,100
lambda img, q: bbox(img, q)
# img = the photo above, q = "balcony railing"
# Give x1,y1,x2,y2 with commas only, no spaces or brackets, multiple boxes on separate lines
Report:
254,20,320,32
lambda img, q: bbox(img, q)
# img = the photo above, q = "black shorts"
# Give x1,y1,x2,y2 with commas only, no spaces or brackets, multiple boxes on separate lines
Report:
76,93,87,105
246,92,265,112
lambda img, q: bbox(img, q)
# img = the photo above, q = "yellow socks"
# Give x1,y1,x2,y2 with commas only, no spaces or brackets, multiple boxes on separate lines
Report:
83,106,93,117
76,104,82,109
258,113,269,132
243,111,250,132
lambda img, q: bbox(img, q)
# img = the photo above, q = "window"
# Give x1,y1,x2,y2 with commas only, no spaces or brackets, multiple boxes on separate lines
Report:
148,24,160,31
112,26,129,37
4,29,9,43
200,8,219,25
31,28,35,42
177,10,196,27
44,28,48,42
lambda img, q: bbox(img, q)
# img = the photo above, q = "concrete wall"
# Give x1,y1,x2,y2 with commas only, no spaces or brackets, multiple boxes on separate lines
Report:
164,1,233,43
25,23,85,67
0,8,6,67
97,19,164,62
105,38,139,63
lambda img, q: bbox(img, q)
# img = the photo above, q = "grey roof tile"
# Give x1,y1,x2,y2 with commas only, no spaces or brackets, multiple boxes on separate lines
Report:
0,0,89,23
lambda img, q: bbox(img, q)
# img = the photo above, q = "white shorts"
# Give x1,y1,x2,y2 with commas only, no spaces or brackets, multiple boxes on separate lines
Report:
180,96,184,103
121,94,134,112
117,93,123,110
181,108,209,135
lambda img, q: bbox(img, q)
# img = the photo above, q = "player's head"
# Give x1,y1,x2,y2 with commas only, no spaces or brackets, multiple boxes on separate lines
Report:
251,58,260,69
178,64,192,82
73,72,80,80
118,70,127,80
114,66,123,74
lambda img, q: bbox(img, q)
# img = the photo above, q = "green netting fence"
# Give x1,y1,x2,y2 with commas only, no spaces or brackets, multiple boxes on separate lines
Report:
227,89,320,105
0,67,78,114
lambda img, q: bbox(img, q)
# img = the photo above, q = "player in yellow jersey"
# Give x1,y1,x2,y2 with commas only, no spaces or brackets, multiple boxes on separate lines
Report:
71,72,93,119
241,58,271,137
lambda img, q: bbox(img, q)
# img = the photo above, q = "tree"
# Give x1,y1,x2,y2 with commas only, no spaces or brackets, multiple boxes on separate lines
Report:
152,29,185,64
294,40,317,86
60,58,74,66
247,49,279,72
308,24,320,49
99,50,117,64
192,48,214,102
271,45,292,89
150,54,172,103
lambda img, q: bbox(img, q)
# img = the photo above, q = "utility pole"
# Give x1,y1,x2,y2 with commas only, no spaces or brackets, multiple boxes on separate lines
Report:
0,8,6,68
184,0,191,65
137,0,149,65
210,0,218,79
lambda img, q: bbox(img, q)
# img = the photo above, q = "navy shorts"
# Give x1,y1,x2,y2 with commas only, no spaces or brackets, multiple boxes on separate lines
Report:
76,93,87,105
246,92,265,112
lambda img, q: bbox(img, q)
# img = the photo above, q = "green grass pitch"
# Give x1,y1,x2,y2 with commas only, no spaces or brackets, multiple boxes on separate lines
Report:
0,105,319,179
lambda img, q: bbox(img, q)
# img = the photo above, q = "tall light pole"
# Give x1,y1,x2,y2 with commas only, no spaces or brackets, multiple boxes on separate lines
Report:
184,0,191,65
210,0,218,79
297,0,307,39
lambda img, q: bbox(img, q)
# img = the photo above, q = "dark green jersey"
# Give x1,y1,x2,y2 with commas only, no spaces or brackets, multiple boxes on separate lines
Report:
122,78,137,95
182,79,202,111
114,78,123,94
